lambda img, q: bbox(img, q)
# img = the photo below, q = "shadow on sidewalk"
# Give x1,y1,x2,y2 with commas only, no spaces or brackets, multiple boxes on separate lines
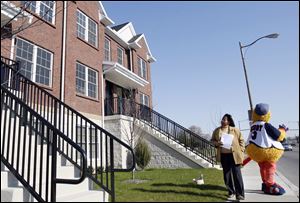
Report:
245,189,263,194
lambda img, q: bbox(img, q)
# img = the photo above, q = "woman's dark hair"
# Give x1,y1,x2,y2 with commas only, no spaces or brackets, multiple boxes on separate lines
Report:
222,114,235,127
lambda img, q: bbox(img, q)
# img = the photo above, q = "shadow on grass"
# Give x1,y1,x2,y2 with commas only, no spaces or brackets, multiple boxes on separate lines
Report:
132,183,227,200
151,183,227,191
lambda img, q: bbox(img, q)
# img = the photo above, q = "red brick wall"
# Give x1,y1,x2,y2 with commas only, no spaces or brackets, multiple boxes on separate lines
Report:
105,35,130,69
132,37,153,108
2,1,64,99
63,1,104,115
1,1,154,115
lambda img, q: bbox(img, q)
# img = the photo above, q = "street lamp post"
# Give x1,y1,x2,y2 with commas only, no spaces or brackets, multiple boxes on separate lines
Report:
239,33,279,120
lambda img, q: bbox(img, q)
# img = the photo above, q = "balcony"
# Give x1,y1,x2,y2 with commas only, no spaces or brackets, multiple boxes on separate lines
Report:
105,97,151,123
103,61,149,89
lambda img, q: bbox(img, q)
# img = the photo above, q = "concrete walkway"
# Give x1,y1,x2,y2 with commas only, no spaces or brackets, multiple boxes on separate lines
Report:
240,161,299,202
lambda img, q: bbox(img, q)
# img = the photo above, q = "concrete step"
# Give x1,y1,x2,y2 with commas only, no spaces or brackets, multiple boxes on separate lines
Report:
1,171,19,188
1,173,102,202
57,190,108,202
1,187,30,202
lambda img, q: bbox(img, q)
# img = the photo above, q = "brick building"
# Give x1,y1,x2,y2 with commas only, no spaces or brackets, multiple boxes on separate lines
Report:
1,1,156,127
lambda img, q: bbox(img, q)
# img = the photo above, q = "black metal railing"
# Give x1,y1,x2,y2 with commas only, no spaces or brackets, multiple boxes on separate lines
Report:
105,97,217,166
1,87,87,202
1,57,136,202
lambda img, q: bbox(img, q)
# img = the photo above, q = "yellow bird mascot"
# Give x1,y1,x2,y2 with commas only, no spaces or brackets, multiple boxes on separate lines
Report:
245,103,288,195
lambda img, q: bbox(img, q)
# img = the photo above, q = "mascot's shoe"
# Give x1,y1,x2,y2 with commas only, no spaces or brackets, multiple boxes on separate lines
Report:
264,183,286,195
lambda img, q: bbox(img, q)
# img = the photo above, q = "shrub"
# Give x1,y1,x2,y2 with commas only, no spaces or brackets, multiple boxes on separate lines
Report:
87,166,94,175
135,139,151,170
96,166,104,174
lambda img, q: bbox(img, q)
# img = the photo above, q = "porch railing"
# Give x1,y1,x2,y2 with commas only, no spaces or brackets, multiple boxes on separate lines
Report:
105,97,217,166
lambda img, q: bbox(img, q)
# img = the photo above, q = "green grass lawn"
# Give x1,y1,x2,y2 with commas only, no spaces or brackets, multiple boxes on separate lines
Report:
112,168,227,202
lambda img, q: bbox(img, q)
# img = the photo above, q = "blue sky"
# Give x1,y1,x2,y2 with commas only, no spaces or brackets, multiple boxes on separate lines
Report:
102,1,299,136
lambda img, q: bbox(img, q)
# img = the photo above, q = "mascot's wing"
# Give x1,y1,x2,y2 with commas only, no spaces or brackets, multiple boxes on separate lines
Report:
265,123,285,142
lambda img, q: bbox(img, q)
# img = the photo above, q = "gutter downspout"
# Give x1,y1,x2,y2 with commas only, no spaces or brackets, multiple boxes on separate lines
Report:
129,46,133,72
60,1,67,101
101,73,105,128
128,46,138,102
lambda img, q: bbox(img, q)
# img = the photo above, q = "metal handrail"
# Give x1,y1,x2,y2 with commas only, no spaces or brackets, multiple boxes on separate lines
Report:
105,97,217,165
1,57,136,202
1,87,87,202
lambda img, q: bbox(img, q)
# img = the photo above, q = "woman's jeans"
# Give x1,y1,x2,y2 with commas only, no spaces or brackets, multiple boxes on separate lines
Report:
221,153,245,197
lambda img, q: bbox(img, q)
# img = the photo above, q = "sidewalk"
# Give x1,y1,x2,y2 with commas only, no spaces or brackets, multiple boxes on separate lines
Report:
240,161,299,202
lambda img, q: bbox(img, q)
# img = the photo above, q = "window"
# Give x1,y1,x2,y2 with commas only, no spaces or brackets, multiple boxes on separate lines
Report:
76,62,98,99
22,1,37,13
76,126,97,159
138,57,147,80
88,69,97,98
88,19,97,46
76,10,86,39
15,38,53,86
22,1,55,24
36,48,52,86
117,47,124,65
39,1,55,23
76,63,86,94
76,10,98,47
140,93,149,107
15,39,34,80
104,38,111,61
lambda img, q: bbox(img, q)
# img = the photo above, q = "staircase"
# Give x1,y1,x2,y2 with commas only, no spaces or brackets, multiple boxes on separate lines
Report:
135,120,219,168
1,57,135,202
105,98,219,169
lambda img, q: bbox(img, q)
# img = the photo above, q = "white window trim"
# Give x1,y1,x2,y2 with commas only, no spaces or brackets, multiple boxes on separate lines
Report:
76,62,98,99
88,18,97,47
104,38,111,61
117,47,124,65
87,69,98,99
25,1,56,24
140,93,149,107
138,57,147,80
77,9,98,47
76,125,99,161
14,38,53,87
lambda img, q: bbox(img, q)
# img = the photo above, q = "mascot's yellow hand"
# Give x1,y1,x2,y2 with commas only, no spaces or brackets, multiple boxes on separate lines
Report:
277,128,286,142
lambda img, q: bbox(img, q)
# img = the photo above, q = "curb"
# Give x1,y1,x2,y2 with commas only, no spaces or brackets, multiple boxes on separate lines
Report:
276,169,299,198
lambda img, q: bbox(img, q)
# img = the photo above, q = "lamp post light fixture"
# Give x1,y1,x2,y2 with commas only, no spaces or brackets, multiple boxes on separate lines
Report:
239,33,279,120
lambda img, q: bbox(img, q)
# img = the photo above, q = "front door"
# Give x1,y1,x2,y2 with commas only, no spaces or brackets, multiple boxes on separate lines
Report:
115,86,123,114
105,81,113,115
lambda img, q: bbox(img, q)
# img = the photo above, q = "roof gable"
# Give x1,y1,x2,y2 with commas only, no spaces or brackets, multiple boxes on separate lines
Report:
114,22,136,42
111,22,130,32
134,34,156,63
98,1,114,26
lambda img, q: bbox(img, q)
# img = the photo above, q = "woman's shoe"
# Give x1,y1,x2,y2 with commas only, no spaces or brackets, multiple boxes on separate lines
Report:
227,194,235,200
236,195,245,200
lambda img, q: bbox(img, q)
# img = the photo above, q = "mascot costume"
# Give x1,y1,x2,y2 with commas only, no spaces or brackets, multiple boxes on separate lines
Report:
244,103,288,195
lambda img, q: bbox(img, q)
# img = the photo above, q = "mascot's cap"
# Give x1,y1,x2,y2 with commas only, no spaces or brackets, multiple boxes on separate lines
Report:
254,103,269,115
